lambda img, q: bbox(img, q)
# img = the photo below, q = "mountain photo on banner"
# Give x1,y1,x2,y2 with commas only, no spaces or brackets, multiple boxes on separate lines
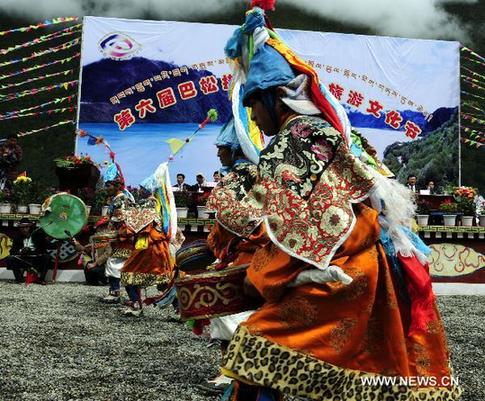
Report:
78,57,232,186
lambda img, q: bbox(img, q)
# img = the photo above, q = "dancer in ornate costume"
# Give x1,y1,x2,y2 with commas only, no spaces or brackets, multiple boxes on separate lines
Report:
119,162,183,316
100,165,135,304
120,196,181,317
207,118,260,269
194,118,261,395
205,4,462,401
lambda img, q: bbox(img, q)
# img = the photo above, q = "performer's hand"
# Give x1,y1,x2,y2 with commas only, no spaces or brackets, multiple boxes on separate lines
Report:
86,262,97,270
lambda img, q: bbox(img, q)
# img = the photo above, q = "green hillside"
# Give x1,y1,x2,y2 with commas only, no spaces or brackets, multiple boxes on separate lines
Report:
383,115,459,190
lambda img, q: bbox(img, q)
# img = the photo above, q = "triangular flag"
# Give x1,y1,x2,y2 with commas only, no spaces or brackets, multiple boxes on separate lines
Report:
165,138,186,155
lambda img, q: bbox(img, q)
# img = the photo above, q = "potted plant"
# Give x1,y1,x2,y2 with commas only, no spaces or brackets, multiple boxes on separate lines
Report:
454,186,477,227
11,175,34,213
415,199,432,226
439,200,458,226
34,186,56,215
196,192,211,219
28,184,44,215
174,191,189,218
0,188,12,214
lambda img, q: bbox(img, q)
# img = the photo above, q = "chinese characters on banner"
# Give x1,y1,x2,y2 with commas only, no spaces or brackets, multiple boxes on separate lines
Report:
111,66,233,131
110,59,425,139
323,62,425,140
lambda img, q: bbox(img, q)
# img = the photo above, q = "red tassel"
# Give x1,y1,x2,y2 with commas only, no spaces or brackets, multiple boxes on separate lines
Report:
251,0,276,11
397,254,437,336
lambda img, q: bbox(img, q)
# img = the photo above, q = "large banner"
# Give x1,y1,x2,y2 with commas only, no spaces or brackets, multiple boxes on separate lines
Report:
77,16,460,186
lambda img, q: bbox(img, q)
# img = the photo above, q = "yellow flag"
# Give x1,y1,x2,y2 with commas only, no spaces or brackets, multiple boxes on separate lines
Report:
165,138,186,155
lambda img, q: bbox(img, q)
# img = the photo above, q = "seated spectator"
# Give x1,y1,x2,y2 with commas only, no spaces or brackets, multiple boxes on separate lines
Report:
191,173,207,192
426,180,439,194
6,218,50,284
173,173,190,192
406,174,418,192
205,171,221,188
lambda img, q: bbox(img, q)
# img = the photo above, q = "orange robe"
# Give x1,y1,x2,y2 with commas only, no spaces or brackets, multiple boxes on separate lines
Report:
121,223,174,287
206,115,461,400
221,204,461,400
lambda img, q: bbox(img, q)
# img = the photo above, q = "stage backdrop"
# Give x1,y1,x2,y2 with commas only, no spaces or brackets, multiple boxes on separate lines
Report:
77,16,460,187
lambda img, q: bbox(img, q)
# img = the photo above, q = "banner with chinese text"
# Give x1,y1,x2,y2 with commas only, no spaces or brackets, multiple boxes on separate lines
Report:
77,16,460,186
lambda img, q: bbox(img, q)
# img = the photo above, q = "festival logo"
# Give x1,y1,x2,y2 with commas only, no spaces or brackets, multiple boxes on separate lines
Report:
98,32,141,60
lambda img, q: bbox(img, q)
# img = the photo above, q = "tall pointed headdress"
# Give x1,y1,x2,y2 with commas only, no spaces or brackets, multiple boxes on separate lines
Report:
225,2,352,145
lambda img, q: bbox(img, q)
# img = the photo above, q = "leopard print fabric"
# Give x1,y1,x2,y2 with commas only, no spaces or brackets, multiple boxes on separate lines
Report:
222,326,462,401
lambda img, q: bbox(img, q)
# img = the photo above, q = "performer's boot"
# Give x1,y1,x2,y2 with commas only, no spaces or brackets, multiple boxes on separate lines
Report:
101,290,121,304
123,300,143,317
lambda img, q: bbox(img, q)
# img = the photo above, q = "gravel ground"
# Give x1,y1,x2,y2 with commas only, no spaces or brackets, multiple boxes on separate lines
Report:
0,282,483,401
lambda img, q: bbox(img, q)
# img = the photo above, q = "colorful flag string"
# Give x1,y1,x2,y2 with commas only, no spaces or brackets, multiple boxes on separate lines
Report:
463,133,485,143
0,53,80,82
462,55,485,67
0,17,78,36
461,90,485,102
0,69,76,91
0,106,75,121
0,24,81,56
462,102,484,115
461,46,485,63
461,75,485,87
461,76,485,92
0,95,75,118
0,80,78,103
18,119,76,137
462,127,485,136
461,66,485,80
0,38,80,69
78,129,116,162
462,138,484,148
461,113,485,125
463,134,485,143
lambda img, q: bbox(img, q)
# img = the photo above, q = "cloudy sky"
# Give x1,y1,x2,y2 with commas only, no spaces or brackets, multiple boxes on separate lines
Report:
0,0,483,53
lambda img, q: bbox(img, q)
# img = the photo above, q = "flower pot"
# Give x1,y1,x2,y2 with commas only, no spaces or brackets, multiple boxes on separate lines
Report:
443,214,457,227
28,204,42,215
0,203,12,214
461,215,474,227
416,214,429,226
101,205,110,216
85,205,92,217
197,206,210,219
176,207,188,218
17,205,28,214
479,215,485,227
